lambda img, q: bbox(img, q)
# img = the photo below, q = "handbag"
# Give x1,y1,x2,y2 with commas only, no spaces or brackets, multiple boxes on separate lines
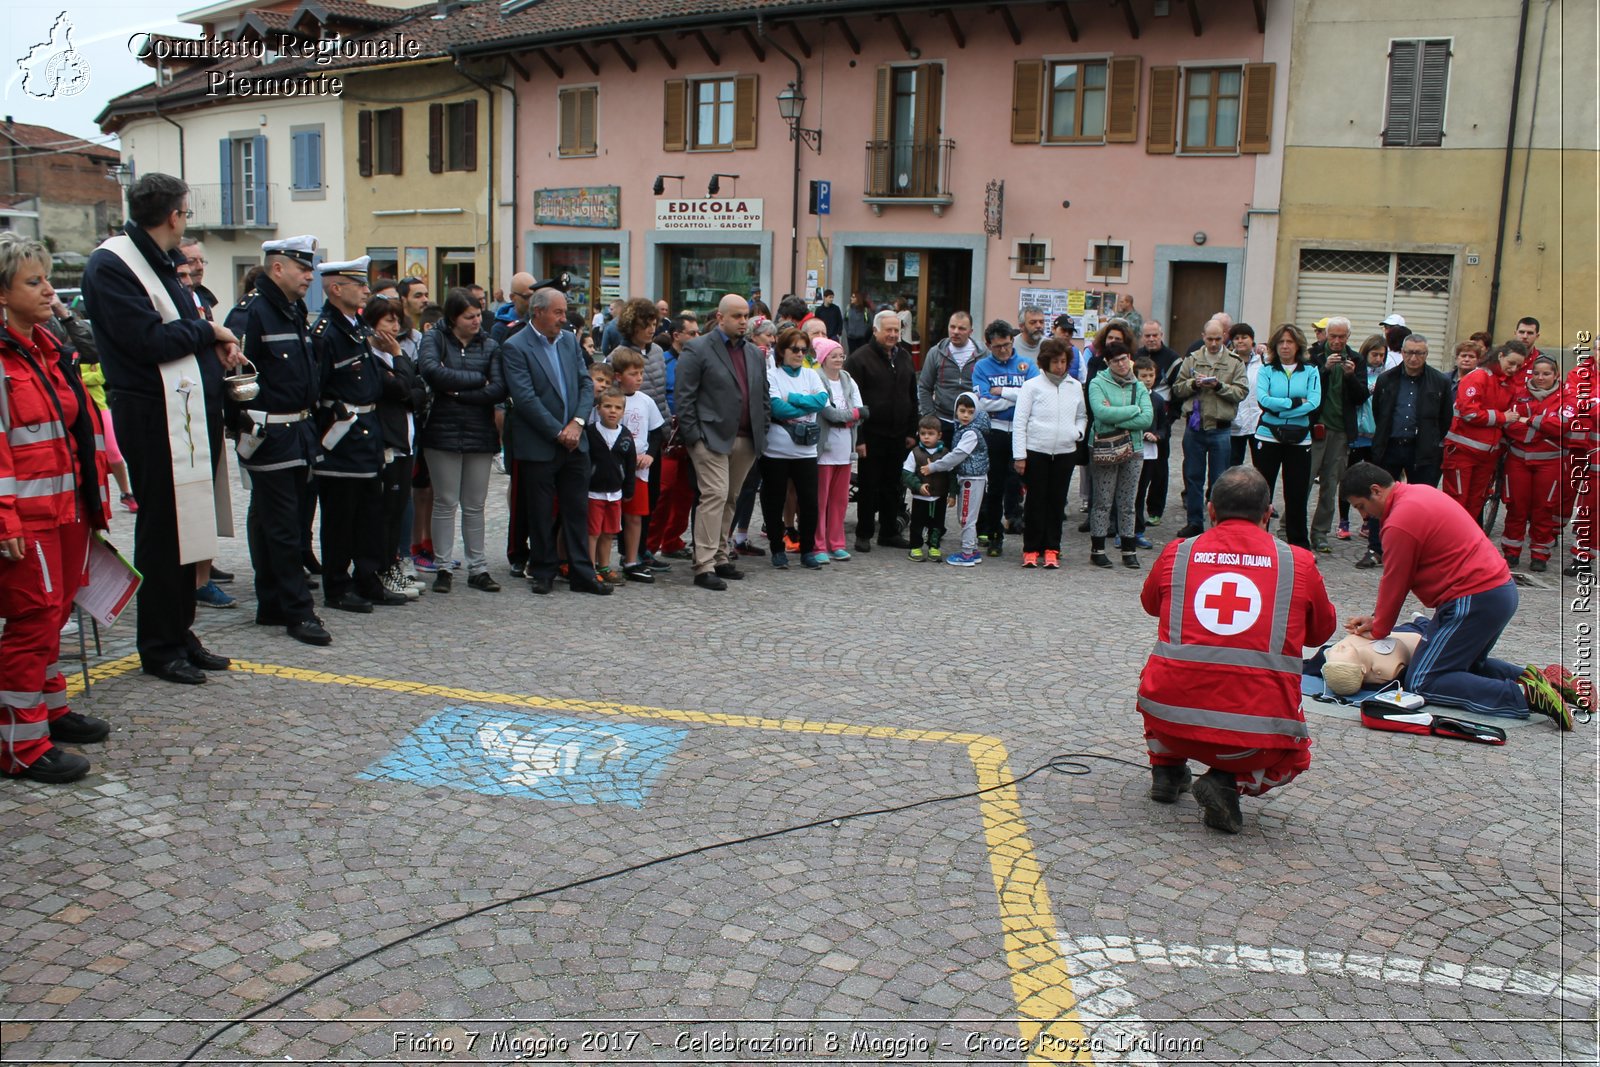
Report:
1091,429,1134,465
783,419,820,447
1268,422,1309,446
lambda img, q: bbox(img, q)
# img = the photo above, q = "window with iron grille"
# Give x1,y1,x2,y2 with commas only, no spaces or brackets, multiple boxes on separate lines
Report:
1395,253,1452,293
1087,240,1130,284
1383,39,1450,147
1298,249,1389,275
1011,238,1052,281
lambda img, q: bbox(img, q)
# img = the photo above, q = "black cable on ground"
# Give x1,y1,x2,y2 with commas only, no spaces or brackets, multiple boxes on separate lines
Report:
182,751,1145,1062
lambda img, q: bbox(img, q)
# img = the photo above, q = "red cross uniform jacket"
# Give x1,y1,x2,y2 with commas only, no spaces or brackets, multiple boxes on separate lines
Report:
1137,520,1338,751
1447,364,1520,455
0,324,110,540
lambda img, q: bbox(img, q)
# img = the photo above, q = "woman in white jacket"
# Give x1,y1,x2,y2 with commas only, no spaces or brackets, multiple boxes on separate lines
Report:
1011,339,1087,568
1228,322,1264,466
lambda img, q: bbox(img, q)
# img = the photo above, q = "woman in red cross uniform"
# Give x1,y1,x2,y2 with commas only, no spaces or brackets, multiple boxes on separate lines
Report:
1137,465,1338,834
0,233,112,784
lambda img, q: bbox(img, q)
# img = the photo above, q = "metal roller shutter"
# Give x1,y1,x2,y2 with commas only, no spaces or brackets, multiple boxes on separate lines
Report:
1295,249,1455,363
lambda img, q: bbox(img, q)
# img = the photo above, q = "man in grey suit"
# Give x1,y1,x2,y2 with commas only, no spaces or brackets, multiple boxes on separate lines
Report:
501,287,611,595
676,294,769,590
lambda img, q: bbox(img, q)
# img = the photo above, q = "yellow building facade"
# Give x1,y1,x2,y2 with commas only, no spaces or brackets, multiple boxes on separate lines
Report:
1273,0,1596,362
339,60,510,302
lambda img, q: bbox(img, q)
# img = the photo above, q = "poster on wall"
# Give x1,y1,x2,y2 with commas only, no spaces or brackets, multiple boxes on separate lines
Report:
904,252,921,278
884,258,900,283
404,247,428,280
1018,288,1073,319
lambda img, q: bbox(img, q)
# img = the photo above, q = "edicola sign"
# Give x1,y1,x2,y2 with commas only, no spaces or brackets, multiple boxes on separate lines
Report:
655,198,764,231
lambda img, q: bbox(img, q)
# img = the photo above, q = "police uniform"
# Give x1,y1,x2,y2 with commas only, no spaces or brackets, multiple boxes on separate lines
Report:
236,236,324,638
312,256,398,611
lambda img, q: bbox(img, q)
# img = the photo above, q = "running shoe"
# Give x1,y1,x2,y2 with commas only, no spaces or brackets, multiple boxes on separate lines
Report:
1519,667,1574,730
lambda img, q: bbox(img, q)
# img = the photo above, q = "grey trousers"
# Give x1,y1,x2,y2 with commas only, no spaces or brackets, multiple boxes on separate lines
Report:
426,449,494,575
1309,427,1350,546
1090,456,1144,543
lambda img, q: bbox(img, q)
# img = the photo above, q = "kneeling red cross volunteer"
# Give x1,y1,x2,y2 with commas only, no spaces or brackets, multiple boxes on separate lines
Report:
1136,466,1338,834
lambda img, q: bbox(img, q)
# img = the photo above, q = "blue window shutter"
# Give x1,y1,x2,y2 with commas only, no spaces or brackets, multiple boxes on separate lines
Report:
218,138,234,225
291,131,306,190
252,135,269,223
309,130,322,189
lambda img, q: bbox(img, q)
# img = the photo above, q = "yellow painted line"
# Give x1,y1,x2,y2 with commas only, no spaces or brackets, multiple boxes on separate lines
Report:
89,658,1090,1064
64,653,141,696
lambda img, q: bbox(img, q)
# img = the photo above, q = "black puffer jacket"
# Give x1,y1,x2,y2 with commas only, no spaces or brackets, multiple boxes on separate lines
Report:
417,327,507,454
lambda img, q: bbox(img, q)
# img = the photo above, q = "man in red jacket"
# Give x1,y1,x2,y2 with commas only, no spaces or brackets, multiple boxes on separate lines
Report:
1341,461,1576,727
1137,466,1338,834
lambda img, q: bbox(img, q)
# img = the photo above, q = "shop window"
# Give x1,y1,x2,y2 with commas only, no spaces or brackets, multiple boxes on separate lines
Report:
1086,240,1130,285
559,86,598,157
1010,238,1053,281
358,108,403,177
1383,39,1450,147
429,100,478,173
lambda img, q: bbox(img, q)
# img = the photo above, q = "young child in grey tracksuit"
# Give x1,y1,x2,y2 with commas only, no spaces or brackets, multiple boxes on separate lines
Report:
921,391,990,565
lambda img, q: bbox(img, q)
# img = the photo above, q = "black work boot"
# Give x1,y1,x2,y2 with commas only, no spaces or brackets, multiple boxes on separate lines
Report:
1149,764,1192,804
1191,769,1243,834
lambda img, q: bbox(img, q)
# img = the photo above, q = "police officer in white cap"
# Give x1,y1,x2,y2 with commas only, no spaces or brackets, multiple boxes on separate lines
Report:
312,256,404,613
236,235,330,646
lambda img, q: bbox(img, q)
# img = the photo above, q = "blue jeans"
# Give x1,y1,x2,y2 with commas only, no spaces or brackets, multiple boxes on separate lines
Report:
1182,426,1234,529
1406,580,1528,718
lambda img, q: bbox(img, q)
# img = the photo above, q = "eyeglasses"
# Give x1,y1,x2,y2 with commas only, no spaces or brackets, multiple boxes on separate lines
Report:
178,209,195,219
785,345,809,353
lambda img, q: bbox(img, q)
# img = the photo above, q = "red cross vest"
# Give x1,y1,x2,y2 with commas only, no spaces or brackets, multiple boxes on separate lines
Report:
1137,523,1319,750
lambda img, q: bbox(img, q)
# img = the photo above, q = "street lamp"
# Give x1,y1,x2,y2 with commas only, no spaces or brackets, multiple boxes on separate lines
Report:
776,81,822,153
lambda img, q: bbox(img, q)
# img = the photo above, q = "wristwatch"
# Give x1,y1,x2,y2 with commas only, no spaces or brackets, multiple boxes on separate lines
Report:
572,416,586,427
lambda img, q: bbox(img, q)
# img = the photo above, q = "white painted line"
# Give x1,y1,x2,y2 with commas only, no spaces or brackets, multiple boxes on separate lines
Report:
1059,933,1598,1005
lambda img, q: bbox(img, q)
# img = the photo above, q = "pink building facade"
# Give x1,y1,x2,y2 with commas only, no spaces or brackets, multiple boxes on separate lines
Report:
466,0,1289,349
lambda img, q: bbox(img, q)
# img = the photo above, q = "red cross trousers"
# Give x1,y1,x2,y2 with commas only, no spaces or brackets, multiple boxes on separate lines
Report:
1193,572,1263,636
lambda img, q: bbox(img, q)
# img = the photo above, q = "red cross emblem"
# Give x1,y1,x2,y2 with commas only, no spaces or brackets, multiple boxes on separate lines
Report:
1193,572,1262,636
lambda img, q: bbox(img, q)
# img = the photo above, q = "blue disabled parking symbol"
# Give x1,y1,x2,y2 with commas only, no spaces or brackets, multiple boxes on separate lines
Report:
360,707,685,808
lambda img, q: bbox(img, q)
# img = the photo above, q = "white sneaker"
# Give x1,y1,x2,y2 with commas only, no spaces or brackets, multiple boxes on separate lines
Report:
60,616,80,638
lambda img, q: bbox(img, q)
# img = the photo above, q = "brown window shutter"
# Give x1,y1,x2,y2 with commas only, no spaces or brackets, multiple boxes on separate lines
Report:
1011,59,1043,144
732,73,759,149
559,90,578,155
357,109,372,176
386,109,402,175
1239,63,1274,153
914,63,944,195
464,99,479,171
1105,56,1141,143
1146,66,1179,154
579,88,597,153
663,79,686,152
428,103,443,173
870,65,892,195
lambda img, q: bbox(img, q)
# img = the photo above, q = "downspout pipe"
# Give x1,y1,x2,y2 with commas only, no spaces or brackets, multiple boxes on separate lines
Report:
152,61,187,179
756,14,803,298
1486,0,1532,339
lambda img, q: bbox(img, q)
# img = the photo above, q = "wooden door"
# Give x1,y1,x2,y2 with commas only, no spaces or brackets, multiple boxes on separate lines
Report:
1168,262,1227,351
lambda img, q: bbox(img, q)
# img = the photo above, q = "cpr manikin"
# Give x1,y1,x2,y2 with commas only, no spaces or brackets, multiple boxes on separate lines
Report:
1320,630,1424,696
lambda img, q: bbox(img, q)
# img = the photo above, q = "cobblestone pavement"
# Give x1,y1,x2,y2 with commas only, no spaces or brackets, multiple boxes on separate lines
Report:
2,459,1595,1065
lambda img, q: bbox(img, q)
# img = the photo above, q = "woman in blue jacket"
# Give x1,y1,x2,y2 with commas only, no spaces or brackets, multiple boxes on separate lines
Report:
1251,323,1321,549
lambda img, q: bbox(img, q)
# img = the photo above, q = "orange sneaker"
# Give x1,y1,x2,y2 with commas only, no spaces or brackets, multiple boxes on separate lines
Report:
1021,551,1040,568
1043,550,1060,569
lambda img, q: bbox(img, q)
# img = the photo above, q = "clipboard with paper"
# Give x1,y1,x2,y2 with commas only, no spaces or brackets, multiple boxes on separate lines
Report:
73,532,142,628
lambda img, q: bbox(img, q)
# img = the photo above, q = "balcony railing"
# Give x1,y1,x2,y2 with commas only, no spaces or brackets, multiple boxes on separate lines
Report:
187,182,278,231
864,139,955,211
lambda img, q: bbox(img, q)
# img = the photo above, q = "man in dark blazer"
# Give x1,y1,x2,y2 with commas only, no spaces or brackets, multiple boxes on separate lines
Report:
675,294,769,591
501,287,610,595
